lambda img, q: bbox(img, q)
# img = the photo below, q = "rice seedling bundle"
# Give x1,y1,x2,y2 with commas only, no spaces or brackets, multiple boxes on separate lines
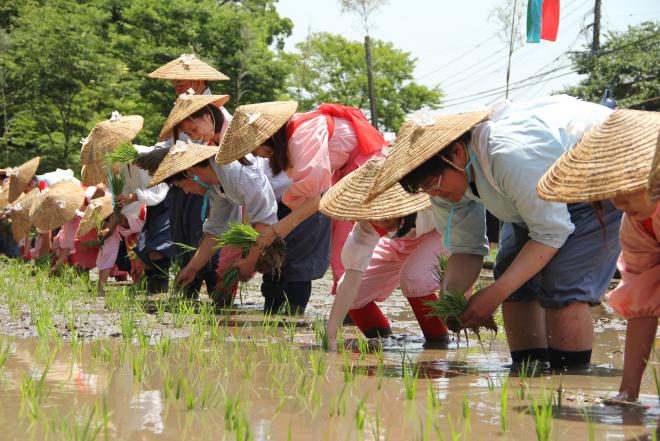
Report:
211,223,286,306
215,223,286,275
425,254,498,335
105,143,140,166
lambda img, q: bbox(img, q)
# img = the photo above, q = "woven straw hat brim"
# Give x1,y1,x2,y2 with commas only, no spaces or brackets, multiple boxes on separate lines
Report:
365,111,491,203
0,184,9,209
10,188,41,240
157,95,230,141
81,162,120,186
80,115,143,165
8,156,40,203
216,101,298,165
76,195,113,237
537,109,660,203
148,55,230,81
148,144,219,187
320,156,430,221
648,136,660,202
29,181,85,231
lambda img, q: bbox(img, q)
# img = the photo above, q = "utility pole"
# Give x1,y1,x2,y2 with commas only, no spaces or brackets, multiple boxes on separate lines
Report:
592,0,601,55
364,35,378,127
505,0,518,99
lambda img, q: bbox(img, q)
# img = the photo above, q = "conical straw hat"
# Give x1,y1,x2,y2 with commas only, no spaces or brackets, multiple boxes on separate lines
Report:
8,156,40,203
320,156,430,221
365,111,491,203
0,183,9,209
81,161,120,186
216,101,298,165
148,142,218,187
157,94,230,141
148,54,230,81
10,188,41,240
80,113,143,165
537,109,660,203
29,181,85,231
76,195,113,237
647,136,660,202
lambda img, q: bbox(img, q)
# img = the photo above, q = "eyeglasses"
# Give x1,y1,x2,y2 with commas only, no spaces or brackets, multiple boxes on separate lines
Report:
418,174,443,193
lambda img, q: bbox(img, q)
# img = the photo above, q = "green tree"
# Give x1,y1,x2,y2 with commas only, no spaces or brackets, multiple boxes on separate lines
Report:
287,32,442,132
1,0,293,170
563,21,659,110
0,0,123,171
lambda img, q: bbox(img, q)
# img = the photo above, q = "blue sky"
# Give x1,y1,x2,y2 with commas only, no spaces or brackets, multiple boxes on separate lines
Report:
276,0,659,114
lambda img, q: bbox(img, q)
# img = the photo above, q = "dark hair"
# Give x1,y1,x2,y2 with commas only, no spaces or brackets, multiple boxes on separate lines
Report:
164,158,211,185
238,124,289,173
399,131,472,194
135,146,170,175
394,212,417,238
173,104,225,142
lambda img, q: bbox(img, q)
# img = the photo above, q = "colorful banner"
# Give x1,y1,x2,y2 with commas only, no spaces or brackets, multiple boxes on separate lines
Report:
527,0,560,43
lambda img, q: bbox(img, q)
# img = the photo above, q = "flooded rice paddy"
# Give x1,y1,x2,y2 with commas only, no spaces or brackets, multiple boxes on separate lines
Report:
0,258,658,440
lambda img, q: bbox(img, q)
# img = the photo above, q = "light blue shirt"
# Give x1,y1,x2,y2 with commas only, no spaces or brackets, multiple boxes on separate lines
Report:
431,99,611,254
203,156,278,236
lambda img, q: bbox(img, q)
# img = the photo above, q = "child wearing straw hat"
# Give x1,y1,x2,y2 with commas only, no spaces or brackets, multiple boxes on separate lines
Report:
76,195,145,295
538,109,660,401
50,185,104,274
321,157,450,348
140,141,278,303
151,87,232,298
369,95,622,371
148,53,229,97
216,101,387,296
148,54,232,294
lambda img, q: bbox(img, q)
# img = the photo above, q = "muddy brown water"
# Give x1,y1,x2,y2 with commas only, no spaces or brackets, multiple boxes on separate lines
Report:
0,270,658,440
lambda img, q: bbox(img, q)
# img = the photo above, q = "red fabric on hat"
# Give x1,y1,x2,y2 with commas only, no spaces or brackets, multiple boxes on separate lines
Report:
287,104,385,156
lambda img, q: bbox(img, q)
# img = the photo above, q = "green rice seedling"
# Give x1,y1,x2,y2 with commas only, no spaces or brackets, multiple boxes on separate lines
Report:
425,289,498,336
108,172,125,200
184,378,195,410
500,376,509,433
120,308,135,342
283,318,297,341
581,408,595,441
329,384,348,417
426,382,440,409
462,394,471,433
370,409,382,441
131,347,146,383
105,142,139,165
530,383,553,441
157,336,172,357
59,404,104,441
401,351,419,400
215,222,259,250
308,349,327,377
313,316,329,350
355,395,367,431
0,340,12,370
356,337,369,360
215,222,286,277
20,354,54,420
224,394,242,431
486,375,496,391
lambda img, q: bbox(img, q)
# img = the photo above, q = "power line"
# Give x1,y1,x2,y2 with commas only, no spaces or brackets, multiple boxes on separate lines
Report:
441,64,575,104
415,31,500,81
439,70,579,109
435,0,591,91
